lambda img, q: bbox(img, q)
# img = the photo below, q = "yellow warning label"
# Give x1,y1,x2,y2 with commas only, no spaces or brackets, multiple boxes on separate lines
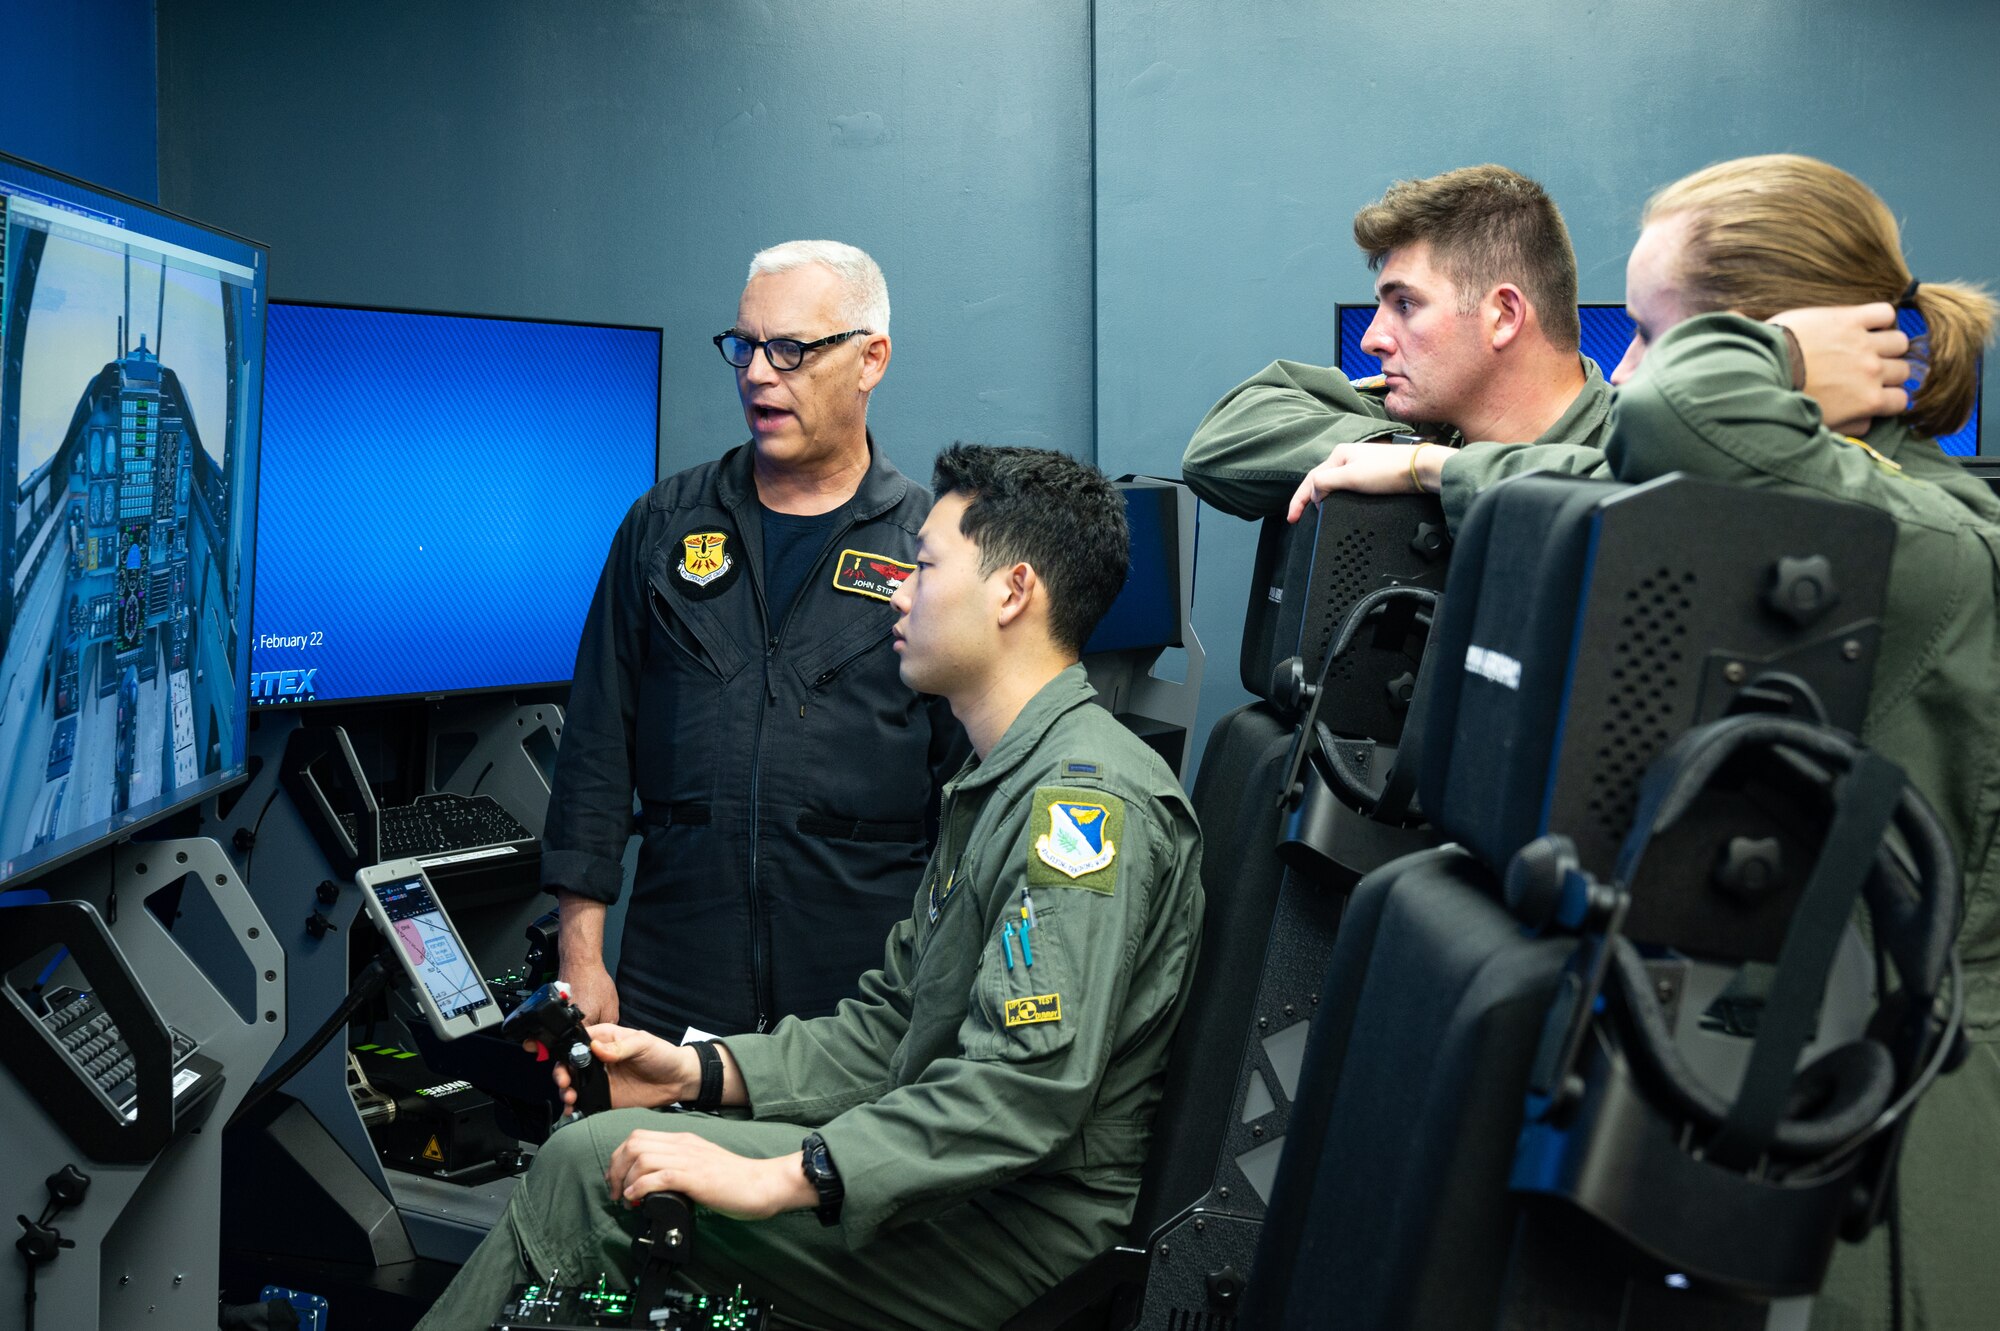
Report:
422,1135,445,1163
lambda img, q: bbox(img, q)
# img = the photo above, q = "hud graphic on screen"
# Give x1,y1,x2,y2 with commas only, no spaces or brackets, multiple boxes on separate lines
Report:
0,152,265,889
1337,304,1981,455
251,303,661,707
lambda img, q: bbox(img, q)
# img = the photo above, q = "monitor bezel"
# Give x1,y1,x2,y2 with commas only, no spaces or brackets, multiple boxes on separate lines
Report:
250,298,665,711
0,148,271,890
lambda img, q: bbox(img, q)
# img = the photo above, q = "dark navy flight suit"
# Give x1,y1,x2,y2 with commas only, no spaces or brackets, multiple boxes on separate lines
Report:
544,440,965,1038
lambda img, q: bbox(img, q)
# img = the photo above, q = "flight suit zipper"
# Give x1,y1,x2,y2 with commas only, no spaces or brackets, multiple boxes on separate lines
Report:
745,509,860,1033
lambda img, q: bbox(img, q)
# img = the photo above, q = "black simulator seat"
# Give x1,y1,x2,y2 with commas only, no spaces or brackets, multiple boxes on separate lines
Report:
1005,491,1450,1331
1245,471,1958,1330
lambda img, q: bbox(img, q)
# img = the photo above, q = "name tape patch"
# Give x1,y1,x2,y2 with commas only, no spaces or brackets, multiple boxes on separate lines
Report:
832,549,915,601
1005,994,1063,1027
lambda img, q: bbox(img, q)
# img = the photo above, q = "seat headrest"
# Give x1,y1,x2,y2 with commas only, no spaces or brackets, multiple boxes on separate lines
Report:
1241,493,1450,741
1416,472,1897,882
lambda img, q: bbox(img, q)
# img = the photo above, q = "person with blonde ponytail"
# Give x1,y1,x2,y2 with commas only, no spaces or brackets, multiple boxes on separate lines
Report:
1604,154,2000,1331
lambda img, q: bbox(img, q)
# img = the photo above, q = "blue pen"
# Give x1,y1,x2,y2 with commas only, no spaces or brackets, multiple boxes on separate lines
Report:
1001,923,1017,970
1019,887,1037,966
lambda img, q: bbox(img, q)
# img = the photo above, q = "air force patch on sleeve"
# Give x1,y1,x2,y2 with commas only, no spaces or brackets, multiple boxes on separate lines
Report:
1029,786,1124,893
832,549,915,601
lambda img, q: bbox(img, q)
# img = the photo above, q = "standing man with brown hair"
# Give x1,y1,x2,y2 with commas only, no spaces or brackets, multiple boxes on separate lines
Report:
1182,164,1613,533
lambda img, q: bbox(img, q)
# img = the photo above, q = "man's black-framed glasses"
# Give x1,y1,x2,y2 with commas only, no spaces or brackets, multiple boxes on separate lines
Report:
713,329,870,371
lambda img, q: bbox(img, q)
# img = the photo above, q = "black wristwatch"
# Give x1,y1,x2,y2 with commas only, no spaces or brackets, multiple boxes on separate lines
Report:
800,1132,844,1226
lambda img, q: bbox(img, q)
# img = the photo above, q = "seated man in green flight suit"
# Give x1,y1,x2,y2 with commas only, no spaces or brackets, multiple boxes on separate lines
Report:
414,444,1205,1331
1181,163,1616,531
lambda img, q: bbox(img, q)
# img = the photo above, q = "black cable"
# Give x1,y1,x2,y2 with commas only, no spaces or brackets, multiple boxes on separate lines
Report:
227,952,396,1129
236,786,284,883
22,1259,32,1331
1889,1176,1905,1331
1806,950,1964,1174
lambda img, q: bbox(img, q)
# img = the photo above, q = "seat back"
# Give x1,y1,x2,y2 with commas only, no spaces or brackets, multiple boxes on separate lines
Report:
1243,847,1571,1329
1246,472,1905,1328
1006,495,1460,1331
1128,702,1293,1235
1237,517,1291,697
1418,473,1894,887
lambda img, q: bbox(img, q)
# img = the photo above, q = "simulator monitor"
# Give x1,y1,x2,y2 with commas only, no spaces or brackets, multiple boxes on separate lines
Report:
1083,481,1182,656
0,150,266,890
1337,303,1982,455
251,302,661,707
1081,478,1203,777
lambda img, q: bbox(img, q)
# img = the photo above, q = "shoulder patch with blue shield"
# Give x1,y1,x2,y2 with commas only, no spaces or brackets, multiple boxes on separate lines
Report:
1029,785,1125,894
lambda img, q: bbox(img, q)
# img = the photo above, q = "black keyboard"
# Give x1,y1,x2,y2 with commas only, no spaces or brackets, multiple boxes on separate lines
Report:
338,791,534,860
41,987,199,1114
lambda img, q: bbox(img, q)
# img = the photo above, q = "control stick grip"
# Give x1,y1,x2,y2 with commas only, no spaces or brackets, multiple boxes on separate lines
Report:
501,981,612,1117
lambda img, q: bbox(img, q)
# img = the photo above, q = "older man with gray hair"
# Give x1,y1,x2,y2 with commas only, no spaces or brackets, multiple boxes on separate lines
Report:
545,239,965,1044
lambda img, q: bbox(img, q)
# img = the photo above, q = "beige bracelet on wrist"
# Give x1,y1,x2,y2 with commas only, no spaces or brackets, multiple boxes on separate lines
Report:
1407,443,1428,494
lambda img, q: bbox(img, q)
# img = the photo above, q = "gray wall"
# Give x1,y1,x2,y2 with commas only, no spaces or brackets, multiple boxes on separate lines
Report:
157,1,1095,488
1094,0,2000,767
157,1,2000,776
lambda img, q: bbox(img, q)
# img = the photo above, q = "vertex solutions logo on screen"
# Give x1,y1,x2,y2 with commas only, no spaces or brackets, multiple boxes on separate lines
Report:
253,631,322,703
250,669,319,703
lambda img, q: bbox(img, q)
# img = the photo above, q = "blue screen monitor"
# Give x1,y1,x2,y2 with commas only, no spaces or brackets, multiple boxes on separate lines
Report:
250,302,661,707
1337,303,1981,455
0,150,267,888
1083,483,1181,656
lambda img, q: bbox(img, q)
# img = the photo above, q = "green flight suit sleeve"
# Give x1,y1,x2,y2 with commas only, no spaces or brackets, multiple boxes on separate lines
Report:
811,795,1184,1249
1438,441,1612,531
1602,313,1850,492
1182,360,1401,517
722,920,917,1125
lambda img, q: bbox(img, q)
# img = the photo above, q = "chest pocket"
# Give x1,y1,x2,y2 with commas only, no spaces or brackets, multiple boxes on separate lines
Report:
963,901,1079,1063
790,603,897,693
646,577,748,683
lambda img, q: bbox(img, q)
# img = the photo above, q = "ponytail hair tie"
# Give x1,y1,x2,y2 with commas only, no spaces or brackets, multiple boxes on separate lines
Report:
1897,277,1921,309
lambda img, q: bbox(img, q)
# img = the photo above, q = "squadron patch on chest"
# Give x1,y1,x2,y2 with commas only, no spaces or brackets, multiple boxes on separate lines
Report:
831,548,915,602
1029,786,1125,894
675,529,739,599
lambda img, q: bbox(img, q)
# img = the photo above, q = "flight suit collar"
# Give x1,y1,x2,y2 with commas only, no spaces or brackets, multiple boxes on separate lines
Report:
714,430,912,524
944,664,1098,796
1541,356,1613,446
1430,355,1609,450
1856,415,1920,463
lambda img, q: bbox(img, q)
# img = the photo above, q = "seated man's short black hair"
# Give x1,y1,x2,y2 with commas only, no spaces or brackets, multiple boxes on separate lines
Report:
932,444,1130,656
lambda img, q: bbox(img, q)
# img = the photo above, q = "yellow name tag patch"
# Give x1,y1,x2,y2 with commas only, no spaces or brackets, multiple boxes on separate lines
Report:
1005,994,1063,1027
831,548,916,601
